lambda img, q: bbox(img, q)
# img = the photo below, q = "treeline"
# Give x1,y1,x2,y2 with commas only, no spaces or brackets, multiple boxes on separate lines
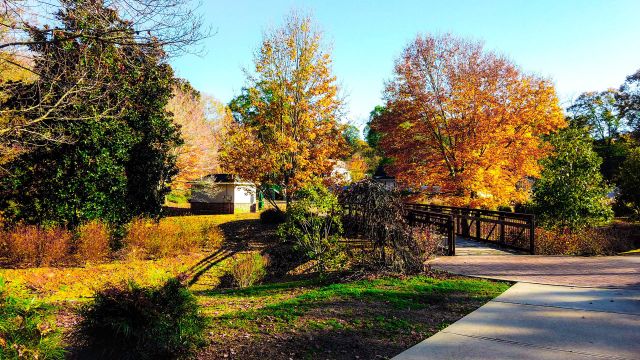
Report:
0,0,212,227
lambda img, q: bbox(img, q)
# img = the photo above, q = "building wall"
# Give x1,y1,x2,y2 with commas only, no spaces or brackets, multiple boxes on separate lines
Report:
189,182,256,214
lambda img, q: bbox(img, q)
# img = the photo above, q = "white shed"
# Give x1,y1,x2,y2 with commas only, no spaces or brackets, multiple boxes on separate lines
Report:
189,174,257,214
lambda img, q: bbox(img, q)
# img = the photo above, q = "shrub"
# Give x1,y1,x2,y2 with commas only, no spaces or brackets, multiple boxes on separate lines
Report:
340,179,433,273
75,220,111,263
535,226,634,255
532,127,613,228
76,278,208,360
229,252,269,288
260,208,285,224
278,184,344,273
122,217,223,259
3,225,71,267
617,147,640,217
0,278,65,360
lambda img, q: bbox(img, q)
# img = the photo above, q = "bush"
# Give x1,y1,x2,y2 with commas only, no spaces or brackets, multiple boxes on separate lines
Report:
532,127,613,228
278,184,344,273
76,278,208,360
535,226,634,255
2,225,71,267
340,179,433,273
229,252,269,288
75,220,111,263
122,217,223,259
0,278,65,360
260,208,285,224
617,147,640,217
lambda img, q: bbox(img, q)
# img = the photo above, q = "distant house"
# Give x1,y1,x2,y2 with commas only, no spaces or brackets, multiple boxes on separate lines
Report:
372,166,396,190
189,174,256,214
331,160,352,184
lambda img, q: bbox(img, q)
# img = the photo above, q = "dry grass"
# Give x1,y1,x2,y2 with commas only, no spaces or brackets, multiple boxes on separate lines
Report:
1,225,71,267
535,225,636,255
122,217,224,259
75,221,111,263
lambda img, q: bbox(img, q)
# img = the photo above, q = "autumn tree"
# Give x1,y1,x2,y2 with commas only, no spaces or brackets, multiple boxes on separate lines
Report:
221,12,346,209
373,34,565,207
167,80,229,189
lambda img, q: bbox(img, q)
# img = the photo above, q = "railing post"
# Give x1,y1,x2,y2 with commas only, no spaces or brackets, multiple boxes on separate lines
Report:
475,210,481,240
499,214,505,246
448,215,455,256
529,215,535,254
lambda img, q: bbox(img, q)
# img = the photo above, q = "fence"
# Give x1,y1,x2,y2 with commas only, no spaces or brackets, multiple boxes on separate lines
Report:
342,203,456,256
405,204,535,254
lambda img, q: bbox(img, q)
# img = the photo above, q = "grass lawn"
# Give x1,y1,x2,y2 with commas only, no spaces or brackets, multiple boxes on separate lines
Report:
0,212,510,359
197,275,508,359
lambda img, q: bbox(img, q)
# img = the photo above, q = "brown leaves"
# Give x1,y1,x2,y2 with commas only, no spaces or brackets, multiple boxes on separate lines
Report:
374,34,566,207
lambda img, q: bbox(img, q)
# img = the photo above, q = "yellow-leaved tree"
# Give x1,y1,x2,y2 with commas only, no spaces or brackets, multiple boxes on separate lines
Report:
221,11,346,209
373,34,566,207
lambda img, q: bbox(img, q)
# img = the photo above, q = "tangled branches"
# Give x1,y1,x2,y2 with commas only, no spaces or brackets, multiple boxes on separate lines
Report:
340,179,436,273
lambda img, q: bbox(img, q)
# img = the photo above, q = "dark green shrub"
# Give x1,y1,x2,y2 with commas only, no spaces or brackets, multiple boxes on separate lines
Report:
76,278,208,359
260,208,285,224
617,147,640,217
532,127,613,228
0,278,65,360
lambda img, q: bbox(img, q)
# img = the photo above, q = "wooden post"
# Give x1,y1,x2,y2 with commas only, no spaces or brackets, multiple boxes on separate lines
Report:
448,214,455,256
499,214,505,245
529,215,536,254
475,210,481,240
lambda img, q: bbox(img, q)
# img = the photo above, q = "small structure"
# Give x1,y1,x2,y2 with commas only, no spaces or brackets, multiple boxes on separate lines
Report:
189,174,256,214
372,166,396,190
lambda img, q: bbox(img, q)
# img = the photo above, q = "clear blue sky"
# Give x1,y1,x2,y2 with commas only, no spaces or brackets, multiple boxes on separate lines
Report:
171,0,640,129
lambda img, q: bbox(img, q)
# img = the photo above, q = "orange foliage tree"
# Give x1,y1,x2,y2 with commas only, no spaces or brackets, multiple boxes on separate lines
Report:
221,12,346,208
167,80,229,189
373,34,565,207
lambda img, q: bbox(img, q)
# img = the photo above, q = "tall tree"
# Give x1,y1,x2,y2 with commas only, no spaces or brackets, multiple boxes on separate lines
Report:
221,11,346,209
0,0,180,226
0,0,207,165
567,89,631,181
373,34,565,207
618,69,640,137
568,90,625,144
532,127,613,228
167,80,228,189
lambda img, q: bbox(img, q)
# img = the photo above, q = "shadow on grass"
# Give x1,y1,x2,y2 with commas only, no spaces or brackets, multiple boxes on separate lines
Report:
200,276,508,360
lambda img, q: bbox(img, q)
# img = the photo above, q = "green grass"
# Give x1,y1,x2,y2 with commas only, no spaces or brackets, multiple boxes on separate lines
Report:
0,278,65,360
203,275,509,333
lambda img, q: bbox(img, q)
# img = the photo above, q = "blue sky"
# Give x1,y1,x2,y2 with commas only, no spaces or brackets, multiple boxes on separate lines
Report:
171,0,640,129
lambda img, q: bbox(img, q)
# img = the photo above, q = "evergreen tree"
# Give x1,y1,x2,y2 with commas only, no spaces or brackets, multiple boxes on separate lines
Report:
0,0,180,227
532,127,613,228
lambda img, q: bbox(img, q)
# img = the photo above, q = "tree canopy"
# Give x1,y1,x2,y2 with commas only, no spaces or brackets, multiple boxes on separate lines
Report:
220,12,346,208
372,34,566,207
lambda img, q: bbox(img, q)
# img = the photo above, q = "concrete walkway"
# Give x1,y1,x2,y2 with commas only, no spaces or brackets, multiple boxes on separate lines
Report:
394,255,640,360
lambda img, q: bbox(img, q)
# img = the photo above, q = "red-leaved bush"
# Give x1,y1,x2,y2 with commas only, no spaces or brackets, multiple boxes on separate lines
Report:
535,226,634,256
2,225,71,267
75,220,111,263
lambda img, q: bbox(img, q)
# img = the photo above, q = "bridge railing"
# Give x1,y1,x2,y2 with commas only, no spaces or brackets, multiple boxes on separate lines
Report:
405,203,535,254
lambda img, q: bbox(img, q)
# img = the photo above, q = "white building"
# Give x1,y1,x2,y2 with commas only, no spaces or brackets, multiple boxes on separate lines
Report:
189,174,256,214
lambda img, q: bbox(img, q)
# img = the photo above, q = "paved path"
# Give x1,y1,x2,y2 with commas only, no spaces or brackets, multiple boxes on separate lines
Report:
454,237,522,256
394,255,640,359
432,255,640,289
